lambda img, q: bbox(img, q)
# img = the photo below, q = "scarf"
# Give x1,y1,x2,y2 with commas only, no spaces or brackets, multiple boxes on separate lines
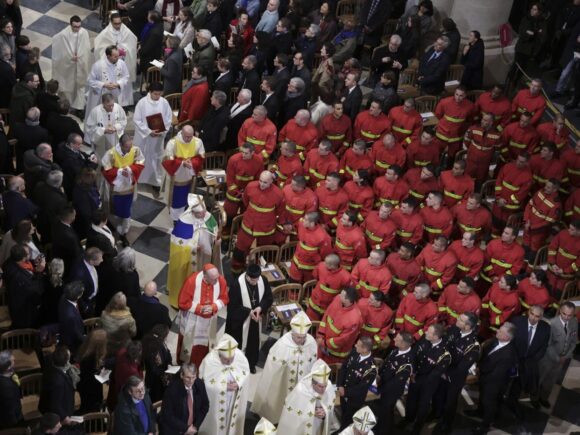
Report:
18,261,34,272
333,29,357,45
184,76,207,92
25,119,39,126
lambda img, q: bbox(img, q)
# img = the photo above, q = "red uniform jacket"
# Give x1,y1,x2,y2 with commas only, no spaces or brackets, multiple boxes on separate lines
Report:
373,176,410,207
529,155,566,188
303,149,340,188
517,277,551,311
386,252,422,298
452,202,492,238
449,240,485,281
368,140,407,176
350,258,392,298
474,92,512,130
439,170,474,208
315,185,349,228
511,89,546,125
419,205,454,242
273,154,304,186
318,296,363,359
524,190,561,231
361,211,397,251
464,124,502,183
480,239,525,284
437,284,481,326
241,181,284,237
493,161,533,215
388,105,422,146
339,148,373,181
564,189,580,222
403,168,440,203
416,244,458,294
343,180,375,221
435,96,475,156
357,298,393,348
501,121,540,161
318,112,352,153
395,293,438,340
279,119,319,158
562,147,580,189
482,283,520,329
537,122,569,152
292,220,332,271
353,110,392,143
179,81,210,122
334,223,367,270
237,118,277,160
308,264,352,318
225,153,263,203
406,139,440,168
278,184,318,227
391,209,424,244
548,228,580,294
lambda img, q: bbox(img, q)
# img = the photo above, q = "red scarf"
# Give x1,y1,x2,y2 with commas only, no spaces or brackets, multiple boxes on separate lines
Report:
18,261,34,272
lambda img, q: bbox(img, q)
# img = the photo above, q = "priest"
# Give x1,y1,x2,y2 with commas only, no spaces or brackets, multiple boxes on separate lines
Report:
277,359,338,435
199,334,250,435
168,195,219,308
85,93,128,160
254,418,277,434
51,15,91,112
340,406,377,435
162,125,205,220
251,311,318,423
94,11,137,82
177,264,229,366
133,81,173,191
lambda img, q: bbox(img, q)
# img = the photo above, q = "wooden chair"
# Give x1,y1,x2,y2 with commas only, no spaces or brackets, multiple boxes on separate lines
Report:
152,400,163,416
227,215,243,257
82,412,110,435
83,317,102,334
397,68,419,99
560,280,579,302
278,241,297,276
381,19,399,43
506,212,524,233
272,283,302,305
455,149,467,163
310,320,320,337
301,280,317,310
480,179,496,207
192,151,226,195
329,363,342,383
533,245,549,269
165,92,183,117
446,64,465,82
248,245,280,266
182,61,192,86
20,373,42,421
466,89,485,103
0,428,31,435
415,95,438,114
229,86,240,104
0,288,11,330
144,66,161,89
0,329,41,373
99,0,117,24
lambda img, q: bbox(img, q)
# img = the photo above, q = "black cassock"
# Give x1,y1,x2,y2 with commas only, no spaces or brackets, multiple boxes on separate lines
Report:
225,276,273,369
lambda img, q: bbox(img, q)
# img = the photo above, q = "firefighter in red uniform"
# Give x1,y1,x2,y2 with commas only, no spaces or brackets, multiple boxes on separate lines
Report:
434,86,475,159
406,127,440,168
231,171,284,273
358,291,394,350
511,78,546,125
272,141,304,187
388,97,423,147
464,113,503,186
518,270,552,312
351,249,392,299
537,114,569,153
562,140,580,192
373,165,409,207
420,191,454,243
492,153,533,231
480,225,525,287
339,140,373,181
334,210,368,271
449,232,485,281
416,236,458,297
318,101,352,154
307,253,352,321
547,222,580,294
304,140,340,188
501,112,540,162
353,100,392,146
276,175,318,242
289,211,332,283
403,164,440,204
440,160,474,208
279,109,319,160
474,84,512,131
395,283,438,341
316,172,349,229
369,132,407,176
237,105,277,160
565,190,580,223
523,179,562,256
344,169,375,222
392,197,424,245
529,143,566,189
481,274,520,336
437,277,481,326
452,193,492,239
317,287,364,363
386,242,422,301
362,202,397,252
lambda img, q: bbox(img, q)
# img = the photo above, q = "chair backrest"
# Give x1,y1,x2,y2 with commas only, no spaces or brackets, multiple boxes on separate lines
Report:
446,64,465,82
415,95,438,114
146,67,161,87
0,428,31,435
182,61,192,83
229,86,240,105
466,89,485,103
336,0,358,20
0,329,40,351
249,245,280,265
480,179,496,206
328,363,342,383
382,19,399,41
506,212,524,231
272,283,302,305
19,373,42,398
398,68,417,86
533,245,549,269
455,149,467,163
203,152,226,171
82,412,110,434
310,320,320,337
561,280,580,302
227,215,244,256
152,400,162,415
301,280,317,308
83,317,102,334
165,93,183,111
279,241,298,264
371,44,388,71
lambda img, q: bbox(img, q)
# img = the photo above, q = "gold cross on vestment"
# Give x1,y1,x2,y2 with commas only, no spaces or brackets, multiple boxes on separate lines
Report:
353,410,374,430
219,340,237,357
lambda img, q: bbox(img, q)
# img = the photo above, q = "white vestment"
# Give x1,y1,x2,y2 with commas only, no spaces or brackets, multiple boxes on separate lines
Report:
94,23,138,82
199,348,250,435
51,26,91,110
85,57,133,124
277,373,337,435
251,331,318,423
85,103,127,158
339,429,374,435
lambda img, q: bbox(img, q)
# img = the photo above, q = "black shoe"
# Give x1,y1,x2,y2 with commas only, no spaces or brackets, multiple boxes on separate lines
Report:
539,398,550,408
471,425,489,435
249,366,256,374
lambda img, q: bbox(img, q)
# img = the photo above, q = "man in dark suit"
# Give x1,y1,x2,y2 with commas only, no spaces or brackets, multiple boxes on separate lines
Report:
272,53,291,101
45,98,84,148
114,375,157,434
199,90,230,152
52,205,83,276
12,106,51,173
31,169,67,242
224,89,253,150
160,364,210,434
68,247,104,318
57,281,85,358
213,58,235,95
467,322,518,435
128,281,172,340
260,77,279,122
370,34,409,86
53,132,98,198
358,0,393,46
2,175,38,232
0,350,24,429
337,336,378,430
342,72,363,121
38,346,77,425
0,45,17,109
417,36,452,96
23,143,61,198
278,77,308,127
240,55,261,106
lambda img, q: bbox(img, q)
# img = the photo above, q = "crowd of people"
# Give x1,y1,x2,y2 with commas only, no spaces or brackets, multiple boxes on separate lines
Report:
0,0,578,434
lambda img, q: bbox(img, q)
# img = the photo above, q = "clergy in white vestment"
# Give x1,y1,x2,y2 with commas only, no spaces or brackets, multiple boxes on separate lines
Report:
253,417,276,434
133,82,173,188
277,359,338,435
51,16,91,111
198,334,250,435
339,406,376,435
94,11,138,82
85,93,128,159
85,46,133,124
250,311,318,423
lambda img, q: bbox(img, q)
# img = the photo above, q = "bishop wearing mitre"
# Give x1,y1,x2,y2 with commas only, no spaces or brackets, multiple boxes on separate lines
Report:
339,406,377,435
198,334,250,435
251,311,317,423
277,359,337,435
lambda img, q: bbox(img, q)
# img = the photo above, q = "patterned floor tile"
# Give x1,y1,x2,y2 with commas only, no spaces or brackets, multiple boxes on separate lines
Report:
63,0,96,9
152,263,169,293
147,205,173,234
20,6,45,26
552,387,580,425
131,194,168,225
81,12,103,34
20,0,61,14
26,15,69,37
22,28,54,51
125,219,148,245
134,249,166,287
38,56,52,81
46,1,93,21
131,226,171,263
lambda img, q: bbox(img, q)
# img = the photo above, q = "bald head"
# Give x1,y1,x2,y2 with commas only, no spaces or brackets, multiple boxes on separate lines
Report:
258,170,274,190
143,281,158,297
8,176,25,192
181,125,195,142
203,267,220,284
295,109,310,126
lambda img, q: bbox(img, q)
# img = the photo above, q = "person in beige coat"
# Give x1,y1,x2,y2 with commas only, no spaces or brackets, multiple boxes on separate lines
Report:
100,291,137,357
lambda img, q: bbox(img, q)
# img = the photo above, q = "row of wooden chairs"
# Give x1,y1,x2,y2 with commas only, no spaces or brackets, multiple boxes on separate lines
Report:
397,64,467,99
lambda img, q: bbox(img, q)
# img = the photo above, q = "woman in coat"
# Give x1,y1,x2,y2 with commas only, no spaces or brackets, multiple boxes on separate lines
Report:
461,30,485,90
107,340,143,412
142,324,173,403
514,2,547,76
139,10,164,76
101,291,137,358
77,329,108,413
160,36,183,95
72,168,101,240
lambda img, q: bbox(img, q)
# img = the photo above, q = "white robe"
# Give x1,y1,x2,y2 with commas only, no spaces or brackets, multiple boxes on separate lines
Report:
94,23,138,82
339,429,374,435
85,57,133,124
251,331,318,424
199,349,250,435
134,94,173,187
277,375,337,435
85,103,127,159
51,26,91,110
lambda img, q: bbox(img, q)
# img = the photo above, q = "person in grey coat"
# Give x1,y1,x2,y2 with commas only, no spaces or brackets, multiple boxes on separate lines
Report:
114,375,157,435
160,36,184,95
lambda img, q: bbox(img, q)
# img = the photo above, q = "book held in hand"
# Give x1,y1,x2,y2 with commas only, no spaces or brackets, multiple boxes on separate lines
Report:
146,113,166,132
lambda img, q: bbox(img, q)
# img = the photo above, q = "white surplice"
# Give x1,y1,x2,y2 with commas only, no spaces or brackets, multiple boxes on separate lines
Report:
93,23,138,82
84,102,127,159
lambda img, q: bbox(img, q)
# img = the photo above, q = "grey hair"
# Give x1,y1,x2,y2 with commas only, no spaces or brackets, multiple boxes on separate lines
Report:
296,109,310,120
245,55,257,66
238,88,252,103
415,282,431,295
438,35,450,48
529,305,545,316
125,375,144,390
289,77,305,93
197,29,212,40
101,93,115,104
36,143,52,158
7,176,24,191
212,90,227,106
113,247,136,272
48,258,65,287
46,170,63,188
390,34,402,45
0,350,12,373
502,321,516,340
181,363,198,376
309,24,320,36
253,105,267,116
26,107,40,122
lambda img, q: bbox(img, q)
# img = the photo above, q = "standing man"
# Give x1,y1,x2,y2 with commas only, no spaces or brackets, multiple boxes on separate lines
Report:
334,210,368,271
176,264,229,366
304,141,340,188
52,16,91,114
416,236,458,297
439,160,474,208
547,222,580,295
133,82,173,192
417,37,452,96
318,101,352,154
84,93,127,160
114,376,157,434
395,283,438,341
307,253,352,321
226,264,273,373
437,277,481,327
351,249,392,299
448,232,485,282
388,98,422,147
238,105,277,161
464,113,502,186
434,86,474,160
479,225,525,287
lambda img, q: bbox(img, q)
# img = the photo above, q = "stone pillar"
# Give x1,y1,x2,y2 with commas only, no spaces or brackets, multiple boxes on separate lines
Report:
431,0,455,19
